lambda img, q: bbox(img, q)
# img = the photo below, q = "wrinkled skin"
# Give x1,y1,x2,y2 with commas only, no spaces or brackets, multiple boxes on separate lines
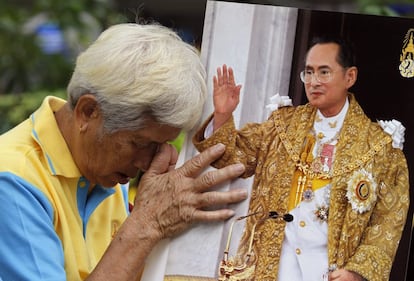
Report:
55,94,248,281
87,142,247,281
133,142,247,239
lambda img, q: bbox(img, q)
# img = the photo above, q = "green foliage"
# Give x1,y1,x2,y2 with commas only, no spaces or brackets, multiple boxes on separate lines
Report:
357,0,414,17
361,4,400,16
0,0,126,94
0,90,66,133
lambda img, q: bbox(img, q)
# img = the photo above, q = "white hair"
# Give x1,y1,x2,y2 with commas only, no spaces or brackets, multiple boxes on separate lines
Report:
67,23,206,132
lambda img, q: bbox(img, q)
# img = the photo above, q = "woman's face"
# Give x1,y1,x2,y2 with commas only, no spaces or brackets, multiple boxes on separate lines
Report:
79,118,180,187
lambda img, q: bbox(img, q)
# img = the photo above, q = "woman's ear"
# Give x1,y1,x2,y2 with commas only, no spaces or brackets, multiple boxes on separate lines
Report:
74,94,100,131
346,66,358,89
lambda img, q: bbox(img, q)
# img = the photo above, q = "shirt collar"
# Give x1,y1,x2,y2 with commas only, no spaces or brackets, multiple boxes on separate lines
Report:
315,97,349,131
31,96,81,178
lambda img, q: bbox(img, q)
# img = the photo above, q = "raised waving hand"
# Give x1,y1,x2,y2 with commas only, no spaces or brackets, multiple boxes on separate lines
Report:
213,64,242,131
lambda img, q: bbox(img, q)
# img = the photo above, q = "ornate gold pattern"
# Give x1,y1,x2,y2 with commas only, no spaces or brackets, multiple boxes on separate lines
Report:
399,28,414,78
218,214,258,281
193,94,409,281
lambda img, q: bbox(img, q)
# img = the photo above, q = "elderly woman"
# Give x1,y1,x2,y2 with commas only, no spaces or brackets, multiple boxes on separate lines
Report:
0,23,247,280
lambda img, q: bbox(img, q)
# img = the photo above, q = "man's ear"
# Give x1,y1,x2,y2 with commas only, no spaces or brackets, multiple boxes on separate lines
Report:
74,94,100,131
346,66,358,89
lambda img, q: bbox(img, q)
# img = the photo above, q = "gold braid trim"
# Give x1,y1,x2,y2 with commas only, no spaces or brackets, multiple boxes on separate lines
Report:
272,101,392,179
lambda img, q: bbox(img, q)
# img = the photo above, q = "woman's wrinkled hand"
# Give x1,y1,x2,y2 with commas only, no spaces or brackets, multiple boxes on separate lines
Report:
133,142,247,239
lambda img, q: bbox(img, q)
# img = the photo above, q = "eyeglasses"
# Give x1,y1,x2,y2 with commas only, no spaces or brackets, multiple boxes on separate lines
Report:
218,211,293,280
300,69,335,84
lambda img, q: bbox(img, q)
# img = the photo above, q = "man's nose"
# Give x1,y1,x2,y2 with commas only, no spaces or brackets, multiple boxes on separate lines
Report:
310,73,321,85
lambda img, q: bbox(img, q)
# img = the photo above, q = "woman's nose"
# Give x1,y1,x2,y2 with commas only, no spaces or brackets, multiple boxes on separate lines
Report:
133,144,159,172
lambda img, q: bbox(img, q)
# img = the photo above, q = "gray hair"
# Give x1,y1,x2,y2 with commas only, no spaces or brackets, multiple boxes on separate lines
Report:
67,23,207,132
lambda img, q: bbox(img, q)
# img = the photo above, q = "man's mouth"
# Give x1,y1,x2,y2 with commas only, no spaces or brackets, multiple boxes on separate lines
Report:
310,90,324,96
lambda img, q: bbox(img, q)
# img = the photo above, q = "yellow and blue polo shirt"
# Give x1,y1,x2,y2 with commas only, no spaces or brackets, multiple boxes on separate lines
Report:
0,96,129,280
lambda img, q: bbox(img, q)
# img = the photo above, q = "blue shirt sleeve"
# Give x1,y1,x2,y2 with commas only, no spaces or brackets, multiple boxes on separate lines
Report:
0,172,66,281
120,183,130,214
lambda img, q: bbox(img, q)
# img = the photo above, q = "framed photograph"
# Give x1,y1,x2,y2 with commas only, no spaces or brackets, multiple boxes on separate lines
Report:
141,1,414,280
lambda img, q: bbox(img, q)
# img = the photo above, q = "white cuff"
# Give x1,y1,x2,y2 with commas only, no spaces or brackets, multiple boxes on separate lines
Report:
204,118,214,139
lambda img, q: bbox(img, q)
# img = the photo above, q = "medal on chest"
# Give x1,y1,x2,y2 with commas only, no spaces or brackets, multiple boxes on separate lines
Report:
312,143,335,173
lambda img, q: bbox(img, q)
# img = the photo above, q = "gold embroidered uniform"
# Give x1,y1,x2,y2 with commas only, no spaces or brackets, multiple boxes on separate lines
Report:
193,94,409,281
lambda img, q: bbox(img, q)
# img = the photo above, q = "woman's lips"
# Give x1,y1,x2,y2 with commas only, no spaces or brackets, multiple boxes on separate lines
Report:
117,173,131,184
